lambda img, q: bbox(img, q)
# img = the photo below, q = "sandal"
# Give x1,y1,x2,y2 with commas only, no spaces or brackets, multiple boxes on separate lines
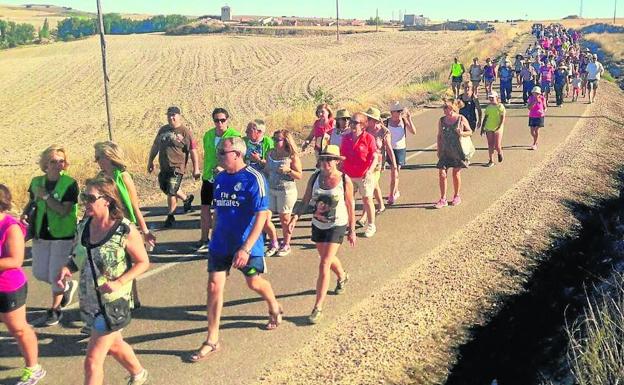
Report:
265,305,283,330
189,340,221,362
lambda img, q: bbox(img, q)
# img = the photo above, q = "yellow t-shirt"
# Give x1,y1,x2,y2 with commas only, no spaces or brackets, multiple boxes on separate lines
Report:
483,104,506,132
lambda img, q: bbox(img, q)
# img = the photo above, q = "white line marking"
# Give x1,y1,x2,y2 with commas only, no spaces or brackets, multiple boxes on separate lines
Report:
405,143,437,162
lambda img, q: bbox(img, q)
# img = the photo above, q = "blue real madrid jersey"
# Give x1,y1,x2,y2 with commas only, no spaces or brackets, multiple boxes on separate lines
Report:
209,166,269,257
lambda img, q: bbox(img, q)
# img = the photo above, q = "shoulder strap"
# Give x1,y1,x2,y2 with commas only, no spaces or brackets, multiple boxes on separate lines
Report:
85,241,112,330
342,172,347,201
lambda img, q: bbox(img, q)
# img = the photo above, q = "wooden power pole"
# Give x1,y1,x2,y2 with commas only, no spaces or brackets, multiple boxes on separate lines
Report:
336,0,340,42
96,0,113,141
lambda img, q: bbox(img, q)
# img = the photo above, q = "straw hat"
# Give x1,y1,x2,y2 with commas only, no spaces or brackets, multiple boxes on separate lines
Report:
335,109,351,120
531,86,542,94
318,144,345,160
388,101,405,112
363,107,382,122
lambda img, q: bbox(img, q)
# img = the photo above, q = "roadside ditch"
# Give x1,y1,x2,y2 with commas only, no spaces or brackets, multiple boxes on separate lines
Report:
444,171,624,385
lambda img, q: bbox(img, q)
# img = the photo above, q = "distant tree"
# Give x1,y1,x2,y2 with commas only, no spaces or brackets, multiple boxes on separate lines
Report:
39,18,50,39
0,20,35,48
366,16,381,26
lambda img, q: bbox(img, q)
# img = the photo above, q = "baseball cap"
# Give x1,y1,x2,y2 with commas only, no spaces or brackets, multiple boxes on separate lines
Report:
166,106,181,115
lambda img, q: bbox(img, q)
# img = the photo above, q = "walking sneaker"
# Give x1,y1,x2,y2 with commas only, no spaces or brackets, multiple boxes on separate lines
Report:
60,279,78,308
485,161,495,168
450,195,462,206
196,241,210,253
276,244,291,257
44,309,62,326
363,223,376,238
266,242,279,257
335,272,350,295
127,369,149,385
16,365,46,385
497,153,503,163
183,194,195,213
163,214,175,228
308,308,323,324
434,198,448,209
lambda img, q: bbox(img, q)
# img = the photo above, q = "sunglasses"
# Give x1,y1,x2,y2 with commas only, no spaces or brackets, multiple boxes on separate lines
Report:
213,118,227,123
392,110,403,113
218,149,238,156
80,193,106,204
274,138,285,142
349,120,365,126
49,159,66,165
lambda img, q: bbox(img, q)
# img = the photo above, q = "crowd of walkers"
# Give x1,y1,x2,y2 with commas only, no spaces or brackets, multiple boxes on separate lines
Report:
0,23,604,384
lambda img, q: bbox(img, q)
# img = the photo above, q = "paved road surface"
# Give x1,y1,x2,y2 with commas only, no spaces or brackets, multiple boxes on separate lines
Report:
1,37,592,385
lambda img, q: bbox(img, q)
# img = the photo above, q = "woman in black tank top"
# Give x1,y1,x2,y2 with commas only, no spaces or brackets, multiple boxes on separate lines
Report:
459,82,482,132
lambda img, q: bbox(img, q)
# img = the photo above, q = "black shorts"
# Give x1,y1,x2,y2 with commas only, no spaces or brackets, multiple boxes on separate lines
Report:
529,117,545,127
311,224,346,244
208,254,265,276
452,76,463,84
158,170,183,196
587,79,599,90
0,283,27,313
201,180,214,206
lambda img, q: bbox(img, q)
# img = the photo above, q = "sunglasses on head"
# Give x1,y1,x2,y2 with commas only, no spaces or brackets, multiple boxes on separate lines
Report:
213,118,227,123
80,193,105,204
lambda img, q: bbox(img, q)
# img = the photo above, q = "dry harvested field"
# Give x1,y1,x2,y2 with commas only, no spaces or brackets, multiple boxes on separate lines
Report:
0,4,73,28
585,32,624,60
0,30,478,188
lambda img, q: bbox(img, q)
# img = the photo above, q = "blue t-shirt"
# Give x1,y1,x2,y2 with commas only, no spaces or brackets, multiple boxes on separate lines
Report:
554,69,567,86
209,166,269,258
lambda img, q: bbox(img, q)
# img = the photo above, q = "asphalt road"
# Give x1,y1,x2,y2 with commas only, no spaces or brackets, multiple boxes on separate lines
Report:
0,42,592,385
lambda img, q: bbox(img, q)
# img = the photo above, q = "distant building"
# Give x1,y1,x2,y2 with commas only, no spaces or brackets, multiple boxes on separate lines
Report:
221,6,231,21
404,14,429,27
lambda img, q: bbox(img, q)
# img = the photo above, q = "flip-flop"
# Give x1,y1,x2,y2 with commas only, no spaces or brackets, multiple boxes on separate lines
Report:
189,341,221,362
265,306,284,330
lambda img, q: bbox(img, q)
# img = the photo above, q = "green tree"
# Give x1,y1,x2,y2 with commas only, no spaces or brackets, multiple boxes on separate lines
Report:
39,18,50,39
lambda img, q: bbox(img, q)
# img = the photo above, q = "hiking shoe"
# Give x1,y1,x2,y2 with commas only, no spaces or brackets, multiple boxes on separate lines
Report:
183,194,194,213
163,214,175,228
60,279,77,308
266,243,279,257
335,272,350,295
196,240,210,253
497,153,503,163
308,308,323,324
32,308,62,327
16,365,46,385
355,219,366,228
450,196,462,206
363,223,376,238
80,326,91,335
276,244,291,257
127,369,149,385
485,161,494,168
434,198,448,209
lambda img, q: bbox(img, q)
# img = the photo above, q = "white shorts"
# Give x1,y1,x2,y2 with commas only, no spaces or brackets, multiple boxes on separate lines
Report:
351,173,376,198
32,239,73,294
268,187,298,214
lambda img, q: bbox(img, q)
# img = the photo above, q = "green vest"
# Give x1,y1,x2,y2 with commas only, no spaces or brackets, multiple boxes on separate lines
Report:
113,169,137,224
30,173,78,238
202,127,241,182
451,62,464,77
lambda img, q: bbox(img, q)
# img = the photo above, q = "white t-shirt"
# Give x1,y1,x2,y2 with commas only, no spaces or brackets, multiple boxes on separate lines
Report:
586,62,604,80
388,120,406,150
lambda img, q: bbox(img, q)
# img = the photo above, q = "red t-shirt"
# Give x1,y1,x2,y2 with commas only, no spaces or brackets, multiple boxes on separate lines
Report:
340,131,377,178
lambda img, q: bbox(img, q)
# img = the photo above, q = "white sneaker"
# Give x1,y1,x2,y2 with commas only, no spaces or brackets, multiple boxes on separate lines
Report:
363,223,376,238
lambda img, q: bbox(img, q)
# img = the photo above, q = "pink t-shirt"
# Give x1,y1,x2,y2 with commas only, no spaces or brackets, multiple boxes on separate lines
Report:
312,118,335,150
540,65,554,82
528,95,547,118
0,215,27,292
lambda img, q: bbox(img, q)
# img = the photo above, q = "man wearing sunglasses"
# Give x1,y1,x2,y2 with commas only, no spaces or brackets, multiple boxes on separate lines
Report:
147,106,200,228
189,136,282,362
198,108,241,253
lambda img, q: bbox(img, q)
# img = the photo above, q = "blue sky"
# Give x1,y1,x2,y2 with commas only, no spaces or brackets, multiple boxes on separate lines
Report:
1,0,619,21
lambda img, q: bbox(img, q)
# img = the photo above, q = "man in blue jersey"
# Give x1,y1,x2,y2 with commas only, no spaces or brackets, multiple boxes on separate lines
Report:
188,136,283,363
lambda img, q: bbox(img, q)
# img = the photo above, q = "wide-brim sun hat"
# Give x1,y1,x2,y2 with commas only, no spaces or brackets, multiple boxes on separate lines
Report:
363,107,382,122
531,86,542,94
335,109,351,120
389,101,405,112
318,144,345,160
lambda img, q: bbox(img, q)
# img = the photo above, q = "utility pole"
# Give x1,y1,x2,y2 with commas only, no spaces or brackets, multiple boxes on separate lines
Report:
336,0,339,42
580,0,584,18
615,0,618,24
96,0,113,141
376,8,379,32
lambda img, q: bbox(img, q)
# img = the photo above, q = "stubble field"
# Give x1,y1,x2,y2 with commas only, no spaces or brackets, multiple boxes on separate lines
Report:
0,30,479,200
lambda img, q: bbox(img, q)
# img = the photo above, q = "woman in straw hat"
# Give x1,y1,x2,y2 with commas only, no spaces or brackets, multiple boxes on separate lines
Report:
386,101,415,204
435,99,473,209
330,109,351,147
288,145,355,324
527,86,547,151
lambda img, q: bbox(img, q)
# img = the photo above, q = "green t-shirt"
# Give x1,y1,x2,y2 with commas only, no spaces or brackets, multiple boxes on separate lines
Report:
483,104,506,132
451,63,464,77
202,127,241,182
